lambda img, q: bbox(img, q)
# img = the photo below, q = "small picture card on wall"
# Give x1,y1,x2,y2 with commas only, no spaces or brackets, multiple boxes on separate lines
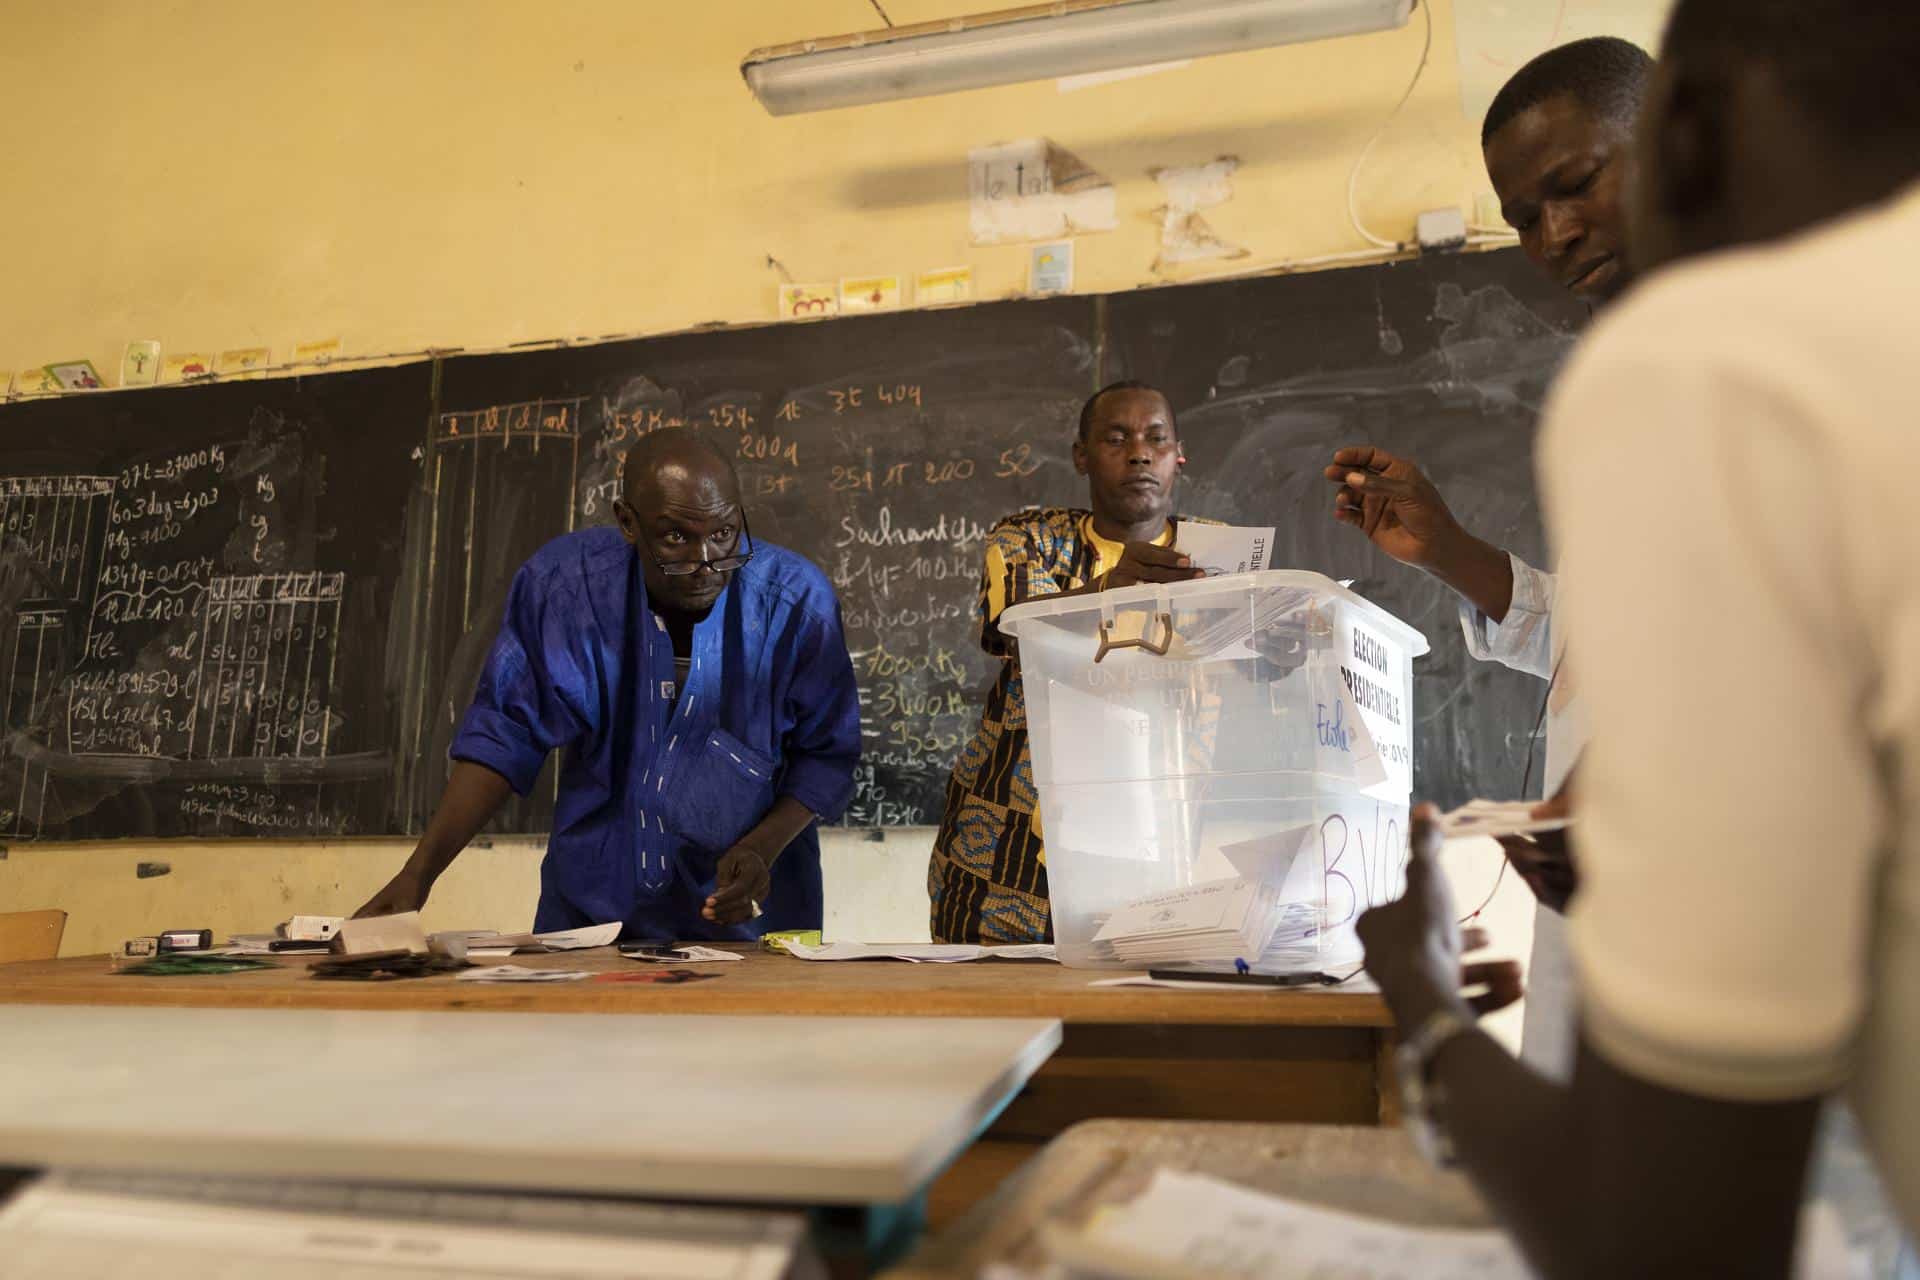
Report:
778,284,838,321
839,275,902,314
162,352,215,383
46,360,105,390
292,337,342,365
217,347,272,378
1029,241,1073,295
122,341,162,386
915,266,973,305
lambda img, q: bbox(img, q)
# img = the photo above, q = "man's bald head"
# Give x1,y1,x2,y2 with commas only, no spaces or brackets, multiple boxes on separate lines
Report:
614,429,750,616
620,429,741,513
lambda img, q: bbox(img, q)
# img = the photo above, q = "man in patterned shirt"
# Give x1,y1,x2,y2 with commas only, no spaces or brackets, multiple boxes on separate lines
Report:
929,381,1206,943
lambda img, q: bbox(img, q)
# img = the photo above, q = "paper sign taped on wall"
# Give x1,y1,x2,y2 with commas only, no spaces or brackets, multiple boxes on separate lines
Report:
1151,157,1249,271
969,137,1117,246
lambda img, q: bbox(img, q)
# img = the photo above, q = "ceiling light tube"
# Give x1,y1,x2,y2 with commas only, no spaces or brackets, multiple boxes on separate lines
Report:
743,0,1417,115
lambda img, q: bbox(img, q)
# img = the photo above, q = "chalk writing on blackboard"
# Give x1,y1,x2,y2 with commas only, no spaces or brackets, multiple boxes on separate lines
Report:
191,572,344,761
0,475,116,604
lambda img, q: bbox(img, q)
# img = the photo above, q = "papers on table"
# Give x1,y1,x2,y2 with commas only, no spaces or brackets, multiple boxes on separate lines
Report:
628,945,743,964
1175,523,1273,577
455,965,592,984
1041,1168,1857,1280
780,941,1058,964
1436,798,1572,842
1044,1168,1531,1279
1091,880,1282,967
431,922,622,958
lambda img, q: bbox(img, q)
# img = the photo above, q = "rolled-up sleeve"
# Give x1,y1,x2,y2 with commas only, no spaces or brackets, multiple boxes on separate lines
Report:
1458,553,1556,680
777,602,861,823
450,566,598,795
1543,313,1878,1102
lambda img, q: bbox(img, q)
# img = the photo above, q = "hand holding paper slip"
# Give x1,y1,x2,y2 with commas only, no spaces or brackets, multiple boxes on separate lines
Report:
1174,523,1273,577
1436,798,1572,842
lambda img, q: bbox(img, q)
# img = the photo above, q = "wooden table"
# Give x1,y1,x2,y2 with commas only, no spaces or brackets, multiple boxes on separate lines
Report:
0,947,1399,1141
0,1004,1059,1205
891,1120,1489,1278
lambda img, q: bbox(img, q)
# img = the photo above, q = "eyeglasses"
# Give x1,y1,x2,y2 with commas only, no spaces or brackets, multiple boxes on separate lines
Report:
628,506,755,576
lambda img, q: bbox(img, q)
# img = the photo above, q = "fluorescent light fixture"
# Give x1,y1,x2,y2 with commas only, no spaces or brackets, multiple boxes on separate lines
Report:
743,0,1417,116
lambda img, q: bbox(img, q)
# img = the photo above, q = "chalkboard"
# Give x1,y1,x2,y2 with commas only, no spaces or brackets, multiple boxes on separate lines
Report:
0,249,1583,841
0,368,430,838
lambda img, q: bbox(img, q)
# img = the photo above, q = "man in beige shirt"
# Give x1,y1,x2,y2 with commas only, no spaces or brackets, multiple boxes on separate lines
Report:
1358,1,1920,1273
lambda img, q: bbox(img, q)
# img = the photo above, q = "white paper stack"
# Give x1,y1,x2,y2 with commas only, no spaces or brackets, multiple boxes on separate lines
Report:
428,922,622,958
1091,879,1283,967
781,941,1057,964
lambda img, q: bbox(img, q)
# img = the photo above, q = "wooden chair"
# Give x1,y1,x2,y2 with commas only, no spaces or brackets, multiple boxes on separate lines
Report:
0,909,66,964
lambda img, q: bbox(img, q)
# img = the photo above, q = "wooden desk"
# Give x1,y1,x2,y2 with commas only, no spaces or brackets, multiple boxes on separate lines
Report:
0,948,1398,1137
0,1004,1058,1206
892,1120,1488,1279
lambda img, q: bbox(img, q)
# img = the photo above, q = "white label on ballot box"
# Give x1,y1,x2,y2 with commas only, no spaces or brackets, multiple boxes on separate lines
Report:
1335,614,1410,796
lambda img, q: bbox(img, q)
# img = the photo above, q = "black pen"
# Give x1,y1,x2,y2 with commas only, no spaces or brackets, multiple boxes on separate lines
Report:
1147,968,1338,987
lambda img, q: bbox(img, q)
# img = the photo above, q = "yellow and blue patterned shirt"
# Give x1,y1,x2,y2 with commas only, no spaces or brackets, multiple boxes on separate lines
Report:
928,507,1191,943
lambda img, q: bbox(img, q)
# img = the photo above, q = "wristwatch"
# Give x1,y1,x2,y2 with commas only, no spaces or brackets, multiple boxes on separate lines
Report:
1395,1005,1474,1168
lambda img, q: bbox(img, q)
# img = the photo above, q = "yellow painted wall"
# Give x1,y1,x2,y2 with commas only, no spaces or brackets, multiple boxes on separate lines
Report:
0,0,1487,380
0,0,1544,1025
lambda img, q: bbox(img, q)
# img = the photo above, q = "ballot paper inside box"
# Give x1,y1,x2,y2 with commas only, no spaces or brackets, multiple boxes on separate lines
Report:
1000,571,1428,969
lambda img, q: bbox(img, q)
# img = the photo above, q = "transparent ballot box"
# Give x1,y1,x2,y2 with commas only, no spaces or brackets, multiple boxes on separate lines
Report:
999,571,1429,969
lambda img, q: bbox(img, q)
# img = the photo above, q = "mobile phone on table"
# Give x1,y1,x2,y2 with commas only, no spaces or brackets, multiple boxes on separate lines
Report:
618,940,680,958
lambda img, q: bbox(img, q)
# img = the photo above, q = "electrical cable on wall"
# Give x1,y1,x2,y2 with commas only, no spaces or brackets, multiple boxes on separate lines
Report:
1346,0,1433,250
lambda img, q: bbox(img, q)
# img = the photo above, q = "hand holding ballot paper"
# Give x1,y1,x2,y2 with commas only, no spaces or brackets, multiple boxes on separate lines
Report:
1175,522,1273,577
